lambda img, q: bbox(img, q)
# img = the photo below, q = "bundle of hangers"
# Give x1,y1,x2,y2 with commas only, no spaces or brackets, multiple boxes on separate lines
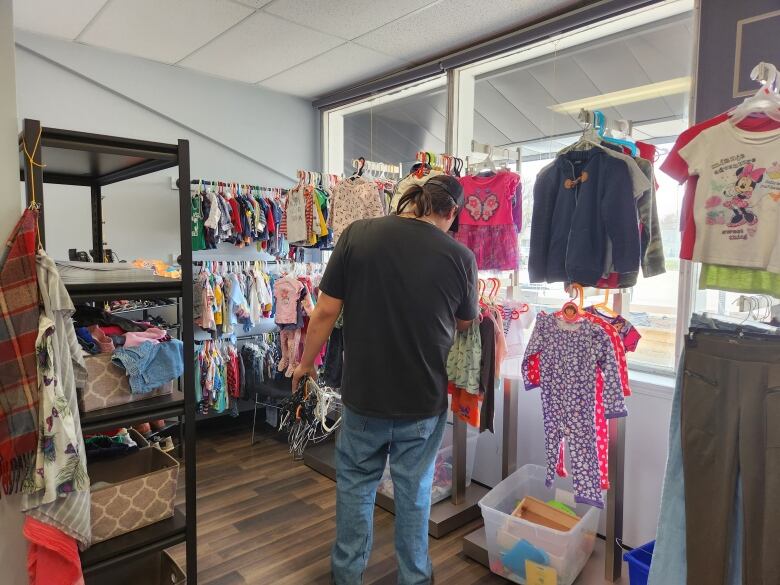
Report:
528,107,665,289
278,376,342,459
190,178,288,255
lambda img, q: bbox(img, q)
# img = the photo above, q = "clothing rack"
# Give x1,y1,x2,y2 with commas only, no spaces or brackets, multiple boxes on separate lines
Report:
188,178,289,193
468,139,522,171
352,158,401,176
577,108,632,135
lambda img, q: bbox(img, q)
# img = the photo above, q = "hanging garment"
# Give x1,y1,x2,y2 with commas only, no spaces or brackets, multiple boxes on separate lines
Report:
329,178,384,243
455,171,521,270
676,123,780,270
283,186,309,244
0,210,40,496
529,150,640,285
647,314,758,585
390,169,443,212
22,250,91,546
522,313,627,508
447,318,482,427
679,330,780,585
23,516,84,585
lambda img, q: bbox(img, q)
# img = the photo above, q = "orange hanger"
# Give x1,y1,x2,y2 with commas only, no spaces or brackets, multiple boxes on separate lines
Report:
558,283,584,322
593,288,618,317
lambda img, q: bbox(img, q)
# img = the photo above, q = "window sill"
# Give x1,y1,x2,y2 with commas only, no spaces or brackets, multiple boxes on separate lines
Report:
628,368,675,399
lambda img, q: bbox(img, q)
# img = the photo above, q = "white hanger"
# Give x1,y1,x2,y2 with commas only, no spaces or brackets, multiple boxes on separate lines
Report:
730,62,780,123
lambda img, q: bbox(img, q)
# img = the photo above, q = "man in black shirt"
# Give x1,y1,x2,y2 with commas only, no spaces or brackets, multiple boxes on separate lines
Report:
293,175,477,585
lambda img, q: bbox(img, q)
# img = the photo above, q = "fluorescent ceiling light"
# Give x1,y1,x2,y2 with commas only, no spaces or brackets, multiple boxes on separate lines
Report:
548,76,691,114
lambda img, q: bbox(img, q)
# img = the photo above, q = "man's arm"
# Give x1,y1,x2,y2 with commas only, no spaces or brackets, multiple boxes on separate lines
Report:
291,292,343,391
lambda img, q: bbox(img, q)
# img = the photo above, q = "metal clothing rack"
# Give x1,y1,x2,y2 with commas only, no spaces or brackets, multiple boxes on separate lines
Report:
185,177,290,193
467,139,522,172
19,119,197,584
351,158,401,176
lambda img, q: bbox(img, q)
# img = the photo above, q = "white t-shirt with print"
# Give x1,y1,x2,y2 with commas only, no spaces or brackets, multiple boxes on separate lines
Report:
679,123,780,270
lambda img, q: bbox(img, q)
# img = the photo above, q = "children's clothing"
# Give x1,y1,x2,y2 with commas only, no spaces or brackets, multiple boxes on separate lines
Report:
274,277,304,325
455,171,521,270
678,123,780,270
522,313,627,508
529,150,640,285
329,178,384,243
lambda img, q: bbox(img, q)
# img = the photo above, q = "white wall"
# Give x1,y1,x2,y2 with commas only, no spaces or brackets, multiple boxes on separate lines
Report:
14,30,318,261
0,2,29,583
471,374,673,547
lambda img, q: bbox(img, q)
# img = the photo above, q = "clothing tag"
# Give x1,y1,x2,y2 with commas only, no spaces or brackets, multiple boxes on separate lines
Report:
554,488,576,510
526,560,557,585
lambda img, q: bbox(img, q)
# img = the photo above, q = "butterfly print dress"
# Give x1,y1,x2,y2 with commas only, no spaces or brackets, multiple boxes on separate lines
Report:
455,171,521,270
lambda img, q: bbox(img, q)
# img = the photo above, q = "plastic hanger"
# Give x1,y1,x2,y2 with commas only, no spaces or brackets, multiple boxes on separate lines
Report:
592,289,618,317
595,111,638,156
730,62,780,123
557,283,584,322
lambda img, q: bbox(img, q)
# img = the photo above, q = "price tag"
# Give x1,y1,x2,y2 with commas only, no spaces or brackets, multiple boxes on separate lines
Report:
526,560,558,585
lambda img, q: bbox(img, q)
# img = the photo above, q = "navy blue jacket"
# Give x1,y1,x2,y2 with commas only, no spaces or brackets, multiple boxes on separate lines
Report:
529,149,640,285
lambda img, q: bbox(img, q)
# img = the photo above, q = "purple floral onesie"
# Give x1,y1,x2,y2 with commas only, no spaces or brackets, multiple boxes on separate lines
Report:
522,313,628,508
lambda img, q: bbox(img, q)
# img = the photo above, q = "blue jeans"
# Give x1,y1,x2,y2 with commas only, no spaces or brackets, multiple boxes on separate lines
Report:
332,407,448,585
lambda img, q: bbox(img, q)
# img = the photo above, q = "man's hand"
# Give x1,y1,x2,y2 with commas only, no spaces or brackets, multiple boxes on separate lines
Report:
292,362,317,393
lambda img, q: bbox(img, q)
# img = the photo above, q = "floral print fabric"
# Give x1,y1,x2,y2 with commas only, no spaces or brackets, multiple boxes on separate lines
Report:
329,178,384,243
23,315,88,504
522,313,628,508
447,318,482,427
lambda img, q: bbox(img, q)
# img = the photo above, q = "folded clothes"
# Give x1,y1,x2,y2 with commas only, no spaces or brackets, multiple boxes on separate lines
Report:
123,327,167,348
75,328,100,355
84,435,138,462
87,325,115,353
112,339,183,393
73,304,146,332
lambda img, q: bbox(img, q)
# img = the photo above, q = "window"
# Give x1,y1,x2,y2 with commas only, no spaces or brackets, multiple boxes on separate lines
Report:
454,1,694,373
323,77,447,177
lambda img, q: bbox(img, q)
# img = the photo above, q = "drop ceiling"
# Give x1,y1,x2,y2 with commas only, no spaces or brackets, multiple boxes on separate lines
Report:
12,0,586,100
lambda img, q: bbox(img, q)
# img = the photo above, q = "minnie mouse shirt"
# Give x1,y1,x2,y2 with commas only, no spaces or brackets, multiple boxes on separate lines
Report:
679,123,780,271
455,171,521,270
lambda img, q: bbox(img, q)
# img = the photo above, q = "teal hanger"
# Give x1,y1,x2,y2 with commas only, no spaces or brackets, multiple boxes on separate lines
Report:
595,110,637,156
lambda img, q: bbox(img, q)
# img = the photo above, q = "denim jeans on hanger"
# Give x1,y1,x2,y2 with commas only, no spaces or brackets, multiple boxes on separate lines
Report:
332,407,447,585
648,342,742,585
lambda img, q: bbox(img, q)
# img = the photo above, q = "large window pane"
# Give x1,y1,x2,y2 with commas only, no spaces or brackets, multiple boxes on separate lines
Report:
465,10,694,373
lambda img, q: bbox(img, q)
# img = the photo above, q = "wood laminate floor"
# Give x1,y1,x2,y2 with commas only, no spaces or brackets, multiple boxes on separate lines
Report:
169,422,627,585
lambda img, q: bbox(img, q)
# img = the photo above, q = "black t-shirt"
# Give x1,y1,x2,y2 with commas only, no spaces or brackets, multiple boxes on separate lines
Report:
319,215,478,419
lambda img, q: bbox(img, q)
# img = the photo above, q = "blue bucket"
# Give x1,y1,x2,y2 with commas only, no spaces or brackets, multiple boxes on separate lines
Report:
623,541,655,585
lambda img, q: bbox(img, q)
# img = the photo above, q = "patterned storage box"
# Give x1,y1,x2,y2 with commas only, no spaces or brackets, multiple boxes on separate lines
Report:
84,550,185,585
79,354,173,413
89,447,179,544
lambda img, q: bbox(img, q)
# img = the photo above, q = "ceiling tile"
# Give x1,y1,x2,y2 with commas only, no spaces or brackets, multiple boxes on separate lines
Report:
230,0,273,8
264,0,435,40
258,43,404,98
354,0,578,62
78,0,254,64
180,11,343,83
13,0,108,40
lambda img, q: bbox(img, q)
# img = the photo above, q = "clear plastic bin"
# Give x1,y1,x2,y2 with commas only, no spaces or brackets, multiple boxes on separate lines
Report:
377,423,478,504
479,464,599,585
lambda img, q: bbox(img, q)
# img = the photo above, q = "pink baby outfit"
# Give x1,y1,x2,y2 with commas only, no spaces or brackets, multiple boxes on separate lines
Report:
122,327,167,348
274,277,304,325
455,171,521,270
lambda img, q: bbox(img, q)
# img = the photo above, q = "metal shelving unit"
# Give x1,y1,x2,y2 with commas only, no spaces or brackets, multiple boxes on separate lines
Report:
19,119,197,584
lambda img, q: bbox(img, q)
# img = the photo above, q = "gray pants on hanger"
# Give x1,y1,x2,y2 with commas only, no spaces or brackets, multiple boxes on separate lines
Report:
681,333,780,585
